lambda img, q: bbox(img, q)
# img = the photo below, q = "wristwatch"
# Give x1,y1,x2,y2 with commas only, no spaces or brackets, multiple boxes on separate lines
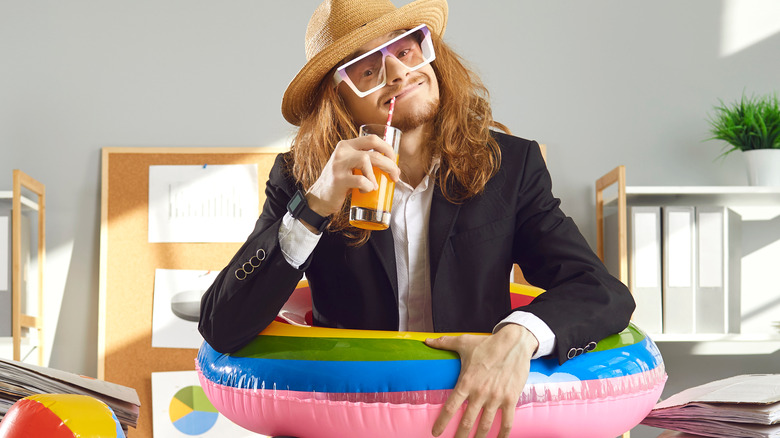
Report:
287,190,330,233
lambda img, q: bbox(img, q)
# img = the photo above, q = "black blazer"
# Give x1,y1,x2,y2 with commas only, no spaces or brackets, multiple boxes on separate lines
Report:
199,132,635,364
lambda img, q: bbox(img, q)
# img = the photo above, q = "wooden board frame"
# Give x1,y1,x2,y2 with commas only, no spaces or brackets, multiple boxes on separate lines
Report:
98,147,286,437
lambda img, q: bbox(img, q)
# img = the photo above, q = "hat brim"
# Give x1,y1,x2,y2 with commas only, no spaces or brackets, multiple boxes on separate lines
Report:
281,0,448,126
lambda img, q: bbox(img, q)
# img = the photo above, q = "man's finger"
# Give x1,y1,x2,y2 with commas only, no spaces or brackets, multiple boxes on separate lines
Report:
498,404,514,438
359,133,396,158
454,400,483,438
355,157,378,191
368,152,400,182
475,404,499,438
426,334,480,352
425,335,455,350
431,389,465,437
345,174,376,194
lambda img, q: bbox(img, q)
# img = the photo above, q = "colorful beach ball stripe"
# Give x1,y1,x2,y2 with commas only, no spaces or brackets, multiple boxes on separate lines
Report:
0,394,124,438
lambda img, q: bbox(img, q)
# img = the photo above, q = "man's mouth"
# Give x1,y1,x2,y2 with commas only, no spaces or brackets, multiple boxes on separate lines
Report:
384,78,425,104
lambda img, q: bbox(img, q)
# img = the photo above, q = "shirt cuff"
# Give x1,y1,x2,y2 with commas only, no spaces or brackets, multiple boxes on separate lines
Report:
493,311,556,360
278,212,322,269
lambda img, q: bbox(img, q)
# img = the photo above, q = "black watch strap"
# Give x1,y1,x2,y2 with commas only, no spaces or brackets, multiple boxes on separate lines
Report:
287,190,330,233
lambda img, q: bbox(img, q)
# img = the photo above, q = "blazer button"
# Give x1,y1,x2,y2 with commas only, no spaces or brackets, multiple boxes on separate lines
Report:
567,348,577,359
250,249,266,268
235,248,266,280
576,347,584,357
585,341,598,352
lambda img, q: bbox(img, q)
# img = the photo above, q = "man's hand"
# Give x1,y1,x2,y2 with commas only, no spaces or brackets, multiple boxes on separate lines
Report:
424,324,539,438
306,134,400,218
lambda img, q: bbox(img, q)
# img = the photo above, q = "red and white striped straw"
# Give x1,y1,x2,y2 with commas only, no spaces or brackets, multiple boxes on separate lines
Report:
383,96,396,141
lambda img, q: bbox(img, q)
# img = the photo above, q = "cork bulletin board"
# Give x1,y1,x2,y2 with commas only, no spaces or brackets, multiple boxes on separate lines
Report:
98,147,286,437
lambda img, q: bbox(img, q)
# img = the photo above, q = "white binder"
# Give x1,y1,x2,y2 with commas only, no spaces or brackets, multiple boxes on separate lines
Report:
695,206,742,334
603,206,663,334
662,206,696,334
629,206,663,334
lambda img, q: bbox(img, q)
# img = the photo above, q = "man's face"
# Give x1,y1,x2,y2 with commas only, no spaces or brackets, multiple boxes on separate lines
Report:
336,29,440,132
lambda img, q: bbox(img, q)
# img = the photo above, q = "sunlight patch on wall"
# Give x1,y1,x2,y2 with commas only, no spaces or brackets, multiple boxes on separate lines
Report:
721,0,780,57
43,239,74,366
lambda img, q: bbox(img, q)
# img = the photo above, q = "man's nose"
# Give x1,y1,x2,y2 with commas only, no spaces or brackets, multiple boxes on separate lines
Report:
384,55,411,85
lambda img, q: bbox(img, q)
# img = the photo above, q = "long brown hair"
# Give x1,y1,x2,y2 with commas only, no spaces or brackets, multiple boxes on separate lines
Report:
288,33,508,245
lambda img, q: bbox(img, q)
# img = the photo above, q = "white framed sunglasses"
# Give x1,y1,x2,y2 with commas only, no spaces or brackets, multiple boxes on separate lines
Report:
333,24,436,98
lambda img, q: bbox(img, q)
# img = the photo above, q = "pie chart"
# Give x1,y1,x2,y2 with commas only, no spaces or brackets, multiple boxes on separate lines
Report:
169,385,219,435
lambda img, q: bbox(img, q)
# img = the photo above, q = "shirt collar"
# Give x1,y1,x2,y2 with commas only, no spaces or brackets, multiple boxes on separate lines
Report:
397,157,441,193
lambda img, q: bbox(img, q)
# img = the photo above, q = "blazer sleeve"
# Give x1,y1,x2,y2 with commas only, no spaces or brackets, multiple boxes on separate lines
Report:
510,140,635,364
198,153,307,353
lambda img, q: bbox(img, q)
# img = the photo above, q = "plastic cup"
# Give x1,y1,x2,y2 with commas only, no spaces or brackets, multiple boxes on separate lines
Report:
349,124,401,230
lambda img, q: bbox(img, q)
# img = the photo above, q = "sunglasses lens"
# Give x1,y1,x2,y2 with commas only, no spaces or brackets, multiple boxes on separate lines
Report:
390,29,431,69
343,50,385,93
337,26,435,96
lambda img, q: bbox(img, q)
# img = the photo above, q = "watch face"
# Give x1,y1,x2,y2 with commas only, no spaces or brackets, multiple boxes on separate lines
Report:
288,190,329,232
289,193,303,211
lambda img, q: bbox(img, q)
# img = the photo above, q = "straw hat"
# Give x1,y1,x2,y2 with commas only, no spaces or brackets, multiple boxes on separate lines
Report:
281,0,448,126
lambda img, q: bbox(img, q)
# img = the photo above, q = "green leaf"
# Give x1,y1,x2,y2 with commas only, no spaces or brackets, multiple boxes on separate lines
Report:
706,92,780,154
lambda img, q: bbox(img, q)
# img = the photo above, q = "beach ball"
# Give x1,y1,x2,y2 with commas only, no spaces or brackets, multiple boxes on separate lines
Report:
0,394,124,438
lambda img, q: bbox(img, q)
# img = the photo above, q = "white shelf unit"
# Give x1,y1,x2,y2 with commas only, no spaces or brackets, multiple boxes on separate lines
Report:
606,186,780,210
0,192,39,210
596,167,780,348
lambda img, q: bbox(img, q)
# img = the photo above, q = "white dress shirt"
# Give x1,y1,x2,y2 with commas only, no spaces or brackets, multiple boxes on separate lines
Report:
391,163,435,332
278,162,556,359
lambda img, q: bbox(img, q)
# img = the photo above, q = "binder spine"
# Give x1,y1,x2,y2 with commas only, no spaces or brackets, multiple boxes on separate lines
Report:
629,206,663,334
695,206,742,334
662,206,696,334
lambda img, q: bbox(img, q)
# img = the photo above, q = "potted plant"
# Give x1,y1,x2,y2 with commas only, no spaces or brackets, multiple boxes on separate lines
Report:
707,92,780,186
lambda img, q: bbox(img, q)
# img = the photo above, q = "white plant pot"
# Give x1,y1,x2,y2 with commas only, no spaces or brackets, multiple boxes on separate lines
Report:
743,149,780,186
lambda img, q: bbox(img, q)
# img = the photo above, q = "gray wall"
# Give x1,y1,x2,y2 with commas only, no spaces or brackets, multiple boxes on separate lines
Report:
2,1,778,437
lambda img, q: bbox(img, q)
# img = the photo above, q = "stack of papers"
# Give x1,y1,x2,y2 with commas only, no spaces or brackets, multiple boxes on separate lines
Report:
642,374,780,438
0,358,140,433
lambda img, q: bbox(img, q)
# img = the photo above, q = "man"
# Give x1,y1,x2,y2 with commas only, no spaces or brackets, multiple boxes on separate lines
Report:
199,0,635,437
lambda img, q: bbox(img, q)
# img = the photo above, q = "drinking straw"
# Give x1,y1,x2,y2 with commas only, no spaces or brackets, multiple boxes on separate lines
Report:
383,96,396,141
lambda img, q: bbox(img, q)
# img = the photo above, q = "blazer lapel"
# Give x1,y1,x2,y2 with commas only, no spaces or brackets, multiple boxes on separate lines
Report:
429,185,461,292
366,184,460,315
368,228,399,303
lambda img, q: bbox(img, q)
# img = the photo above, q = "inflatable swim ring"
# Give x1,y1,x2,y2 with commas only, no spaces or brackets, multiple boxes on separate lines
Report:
197,282,666,438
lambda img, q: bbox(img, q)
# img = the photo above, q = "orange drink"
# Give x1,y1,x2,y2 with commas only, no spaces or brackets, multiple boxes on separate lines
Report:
349,124,401,230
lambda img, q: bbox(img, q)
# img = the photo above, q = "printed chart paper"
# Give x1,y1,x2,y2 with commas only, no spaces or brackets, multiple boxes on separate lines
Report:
151,371,264,437
151,269,218,349
148,164,258,243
